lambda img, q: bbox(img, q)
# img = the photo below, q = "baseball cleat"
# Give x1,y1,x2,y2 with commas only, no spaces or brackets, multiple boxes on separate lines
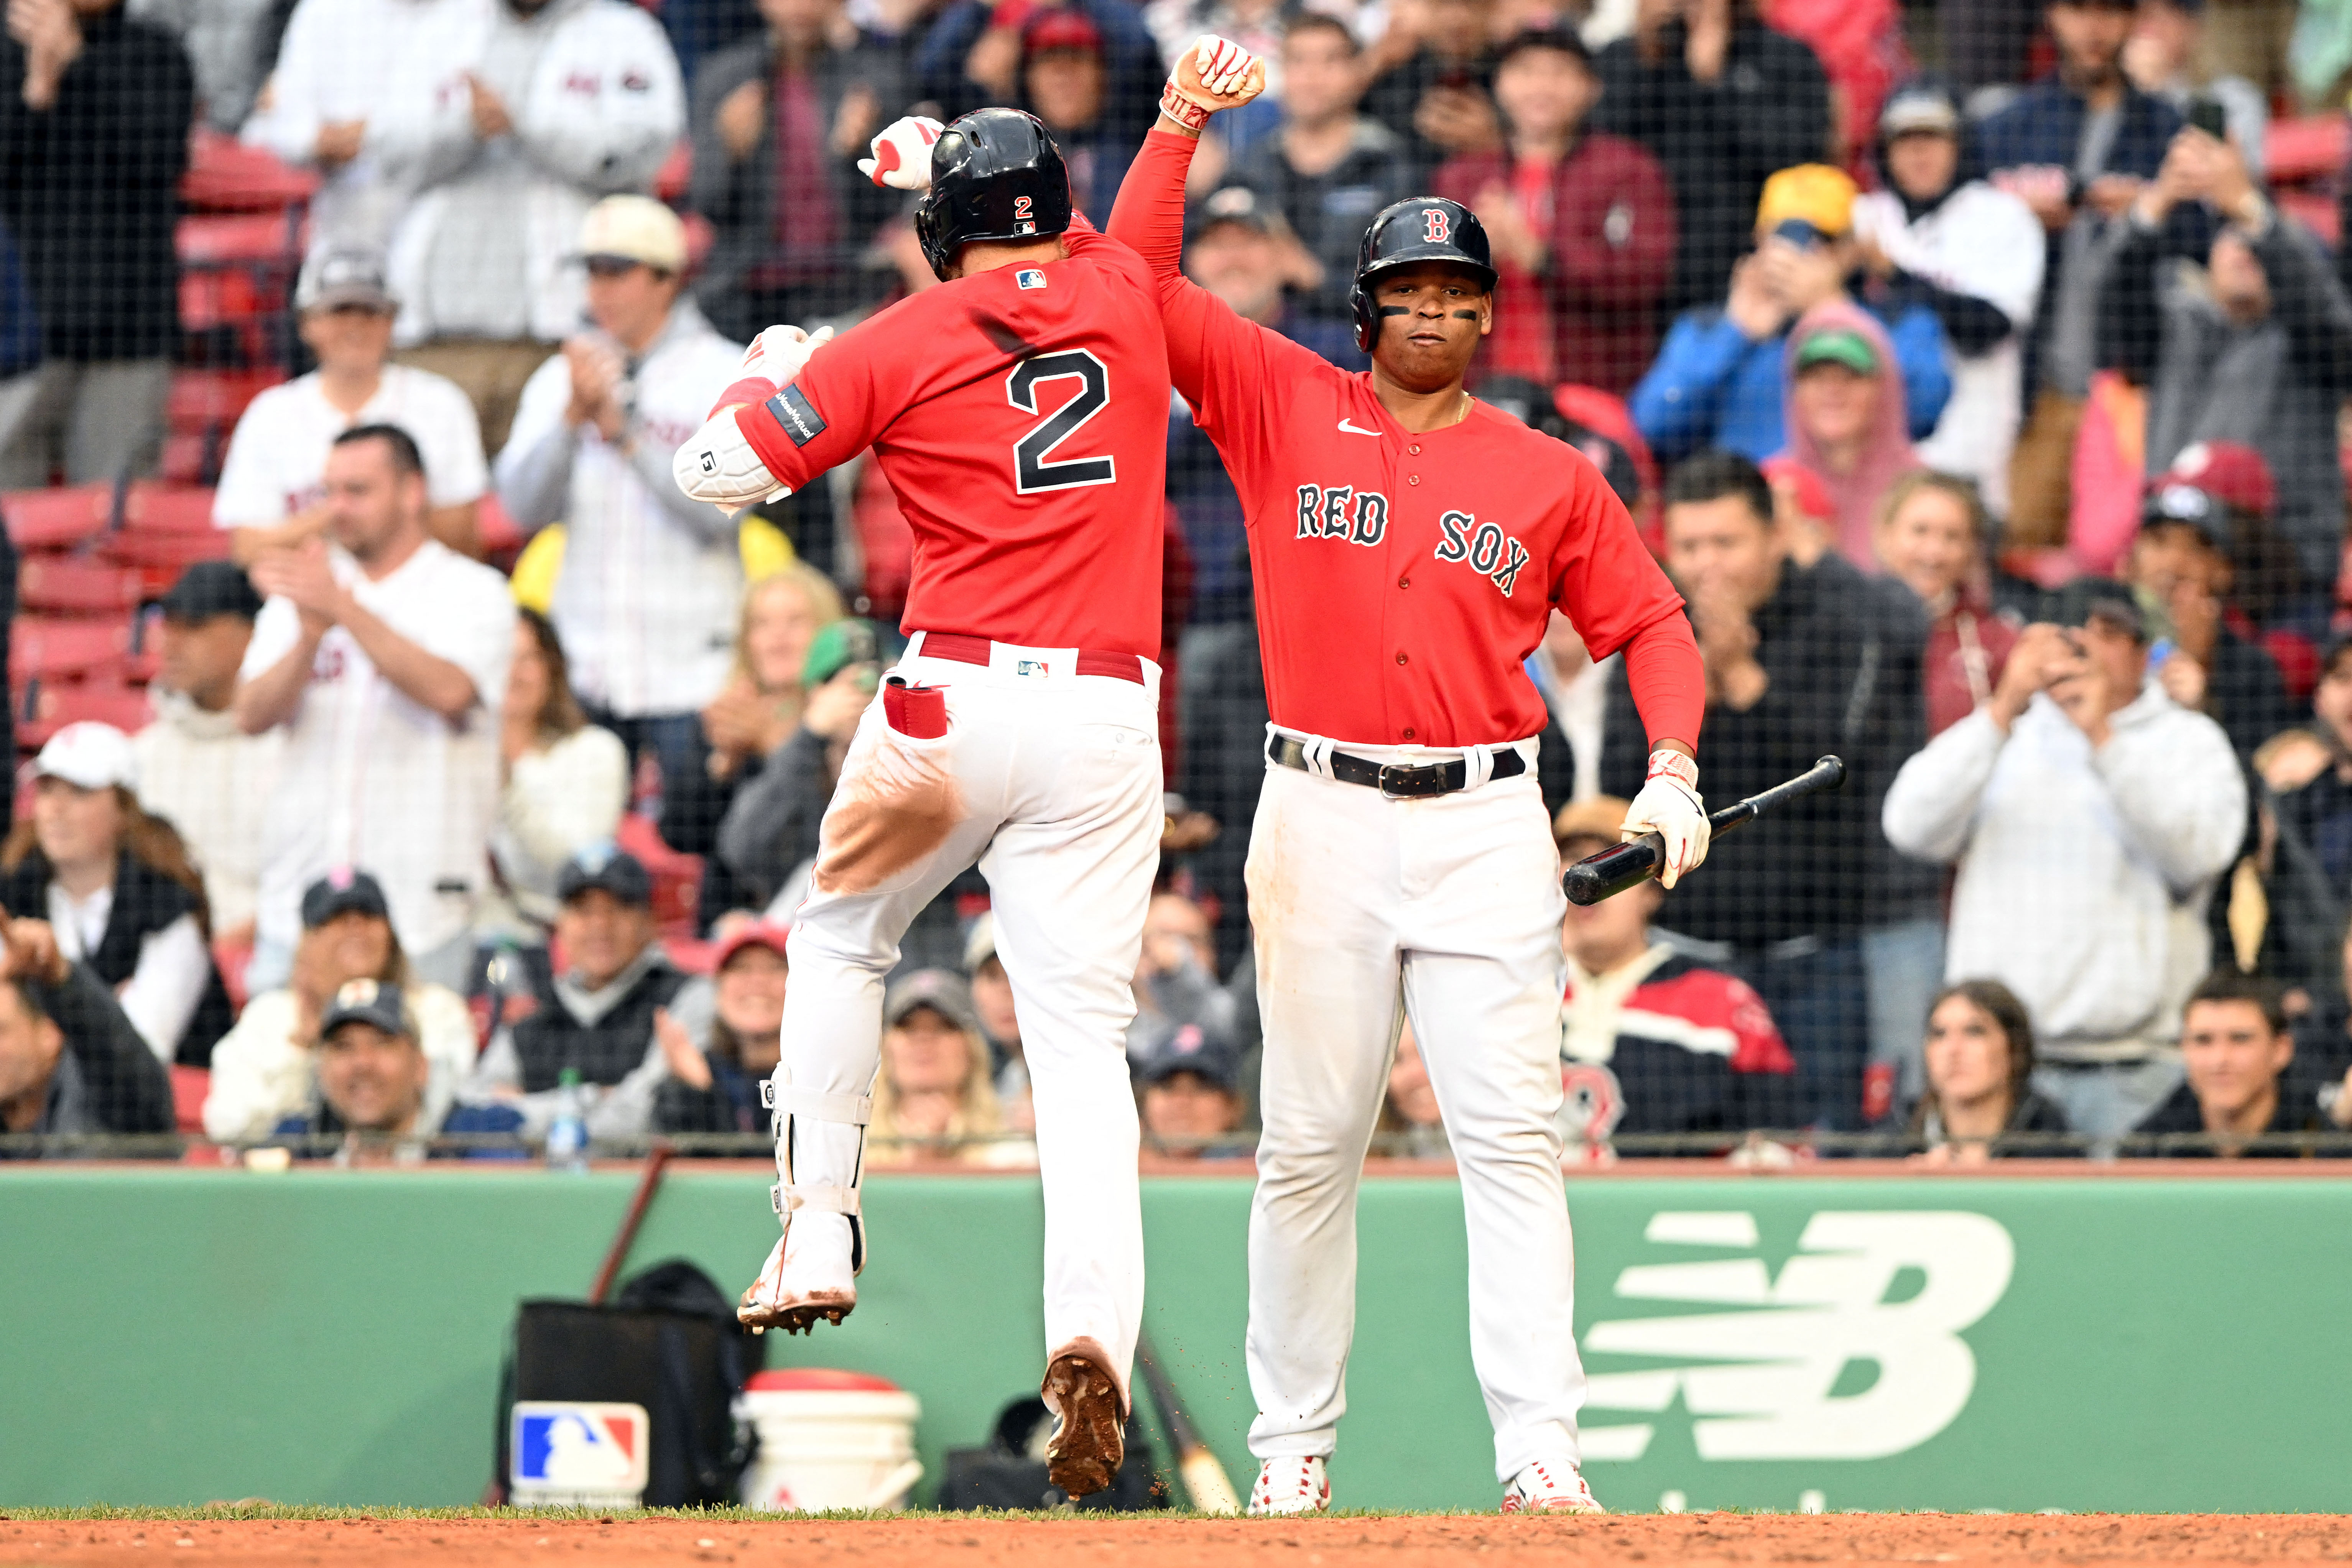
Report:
736,1223,856,1336
1040,1349,1124,1498
1500,1458,1603,1514
1247,1456,1331,1516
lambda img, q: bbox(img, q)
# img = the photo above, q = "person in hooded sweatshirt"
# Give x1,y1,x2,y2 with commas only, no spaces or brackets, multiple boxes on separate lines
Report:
1850,80,2046,522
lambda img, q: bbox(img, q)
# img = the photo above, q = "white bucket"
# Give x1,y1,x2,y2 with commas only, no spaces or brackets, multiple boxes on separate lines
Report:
738,1369,924,1513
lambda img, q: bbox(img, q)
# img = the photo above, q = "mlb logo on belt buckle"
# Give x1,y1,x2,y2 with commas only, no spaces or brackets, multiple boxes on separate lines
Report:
1015,659,1052,678
510,1400,650,1509
1016,268,1048,290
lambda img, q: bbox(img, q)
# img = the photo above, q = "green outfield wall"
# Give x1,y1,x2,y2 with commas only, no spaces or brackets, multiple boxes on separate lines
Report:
3,1167,2348,1513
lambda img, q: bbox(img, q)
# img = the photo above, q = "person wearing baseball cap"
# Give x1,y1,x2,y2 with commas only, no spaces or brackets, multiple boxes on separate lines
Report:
2125,445,2298,760
1884,571,2246,1143
494,192,746,800
0,723,237,1072
1020,6,1125,222
133,561,277,945
461,841,702,1143
1779,304,1921,567
1553,798,1798,1142
867,968,1024,1166
1630,159,1952,471
654,921,791,1137
212,247,488,565
270,978,526,1160
1848,79,2043,519
202,865,482,1143
1133,1020,1247,1159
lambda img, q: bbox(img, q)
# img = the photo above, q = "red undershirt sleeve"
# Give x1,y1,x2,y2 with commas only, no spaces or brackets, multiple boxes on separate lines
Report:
1620,610,1705,755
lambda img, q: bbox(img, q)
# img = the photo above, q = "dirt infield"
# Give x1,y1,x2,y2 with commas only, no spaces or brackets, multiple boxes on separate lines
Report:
2,1513,2348,1568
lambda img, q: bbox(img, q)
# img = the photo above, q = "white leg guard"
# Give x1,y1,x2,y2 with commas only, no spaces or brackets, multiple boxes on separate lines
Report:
737,1073,873,1335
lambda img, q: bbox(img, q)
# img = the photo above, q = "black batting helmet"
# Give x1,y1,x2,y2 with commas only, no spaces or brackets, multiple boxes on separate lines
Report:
1347,197,1498,351
914,108,1073,281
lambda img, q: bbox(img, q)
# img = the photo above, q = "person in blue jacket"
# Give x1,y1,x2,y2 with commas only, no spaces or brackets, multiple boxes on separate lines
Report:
1632,163,1952,465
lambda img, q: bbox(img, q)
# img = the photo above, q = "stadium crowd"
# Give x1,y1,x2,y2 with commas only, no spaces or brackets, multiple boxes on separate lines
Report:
3,0,2352,1162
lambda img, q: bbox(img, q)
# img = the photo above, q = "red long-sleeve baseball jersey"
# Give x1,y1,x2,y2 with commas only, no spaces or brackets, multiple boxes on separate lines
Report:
1110,130,1696,748
730,215,1168,659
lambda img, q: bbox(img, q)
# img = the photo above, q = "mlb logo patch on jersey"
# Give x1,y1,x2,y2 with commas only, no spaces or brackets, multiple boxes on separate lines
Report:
1016,269,1048,291
1015,658,1052,679
510,1401,650,1508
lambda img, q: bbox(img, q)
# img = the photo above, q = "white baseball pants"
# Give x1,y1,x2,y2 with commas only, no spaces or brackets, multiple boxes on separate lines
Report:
770,635,1163,1391
1243,732,1589,1484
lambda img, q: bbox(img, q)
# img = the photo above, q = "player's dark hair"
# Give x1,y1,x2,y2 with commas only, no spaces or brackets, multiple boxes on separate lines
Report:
334,422,426,481
1913,979,2036,1137
1283,12,1359,52
2185,971,2289,1037
1664,450,1773,526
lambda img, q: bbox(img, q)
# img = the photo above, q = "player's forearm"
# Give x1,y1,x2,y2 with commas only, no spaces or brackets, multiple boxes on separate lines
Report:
1107,130,1198,282
1621,611,1704,758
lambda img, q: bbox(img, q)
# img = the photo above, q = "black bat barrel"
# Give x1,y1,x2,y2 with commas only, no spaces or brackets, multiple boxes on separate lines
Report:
1561,756,1846,907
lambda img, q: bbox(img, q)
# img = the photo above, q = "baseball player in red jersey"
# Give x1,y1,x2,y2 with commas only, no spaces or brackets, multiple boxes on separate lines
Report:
670,107,1169,1499
1110,41,1713,1515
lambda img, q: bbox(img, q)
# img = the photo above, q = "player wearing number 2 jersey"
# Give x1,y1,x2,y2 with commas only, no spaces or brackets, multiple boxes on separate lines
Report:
1110,39,1713,1517
671,107,1168,1500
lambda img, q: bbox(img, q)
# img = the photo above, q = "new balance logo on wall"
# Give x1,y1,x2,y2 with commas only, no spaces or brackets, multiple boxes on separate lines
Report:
1578,1211,2016,1462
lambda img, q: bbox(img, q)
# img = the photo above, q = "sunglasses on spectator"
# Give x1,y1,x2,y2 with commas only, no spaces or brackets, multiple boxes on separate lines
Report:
583,255,648,278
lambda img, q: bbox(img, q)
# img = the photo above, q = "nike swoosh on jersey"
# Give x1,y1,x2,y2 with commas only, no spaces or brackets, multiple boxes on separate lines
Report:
1337,418,1381,436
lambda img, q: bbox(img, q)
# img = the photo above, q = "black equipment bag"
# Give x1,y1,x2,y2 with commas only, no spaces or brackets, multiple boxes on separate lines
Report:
938,1395,1168,1512
490,1259,763,1507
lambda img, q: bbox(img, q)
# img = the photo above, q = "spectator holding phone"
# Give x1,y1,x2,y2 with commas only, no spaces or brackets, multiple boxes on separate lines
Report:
1632,164,1951,469
2097,127,2352,592
713,617,893,911
1883,579,2245,1137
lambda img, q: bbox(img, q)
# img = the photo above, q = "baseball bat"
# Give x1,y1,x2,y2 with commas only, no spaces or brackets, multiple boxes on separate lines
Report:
588,1144,675,1305
1136,1329,1240,1515
1563,754,1847,907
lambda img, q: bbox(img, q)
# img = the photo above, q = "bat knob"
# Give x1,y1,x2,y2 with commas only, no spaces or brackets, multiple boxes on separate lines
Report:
1563,835,1663,906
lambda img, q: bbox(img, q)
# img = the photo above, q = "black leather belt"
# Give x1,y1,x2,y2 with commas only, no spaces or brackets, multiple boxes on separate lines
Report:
1266,735,1526,799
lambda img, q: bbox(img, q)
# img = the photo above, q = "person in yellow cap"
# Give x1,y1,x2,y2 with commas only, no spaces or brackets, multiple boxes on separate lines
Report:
1628,161,1953,468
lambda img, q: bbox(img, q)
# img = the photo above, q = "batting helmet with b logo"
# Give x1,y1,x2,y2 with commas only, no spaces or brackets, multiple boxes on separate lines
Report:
1347,197,1498,351
914,108,1074,281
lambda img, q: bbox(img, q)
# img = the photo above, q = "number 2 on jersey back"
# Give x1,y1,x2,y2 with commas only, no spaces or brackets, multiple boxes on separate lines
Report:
1006,351,1115,494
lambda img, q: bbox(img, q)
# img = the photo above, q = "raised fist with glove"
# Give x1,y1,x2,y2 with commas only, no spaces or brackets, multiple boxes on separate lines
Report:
859,115,944,190
1622,748,1710,890
1160,35,1267,133
673,322,836,508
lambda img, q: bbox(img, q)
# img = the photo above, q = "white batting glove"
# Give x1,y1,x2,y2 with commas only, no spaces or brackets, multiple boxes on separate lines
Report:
674,408,790,509
1161,36,1267,132
740,322,834,389
1623,749,1710,890
858,115,944,190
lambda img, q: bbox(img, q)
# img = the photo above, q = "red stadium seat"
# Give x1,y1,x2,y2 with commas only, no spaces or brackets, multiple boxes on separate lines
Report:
20,556,147,614
13,616,137,682
18,679,154,748
170,1065,210,1135
120,481,221,534
179,129,320,213
0,484,111,551
616,813,704,938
